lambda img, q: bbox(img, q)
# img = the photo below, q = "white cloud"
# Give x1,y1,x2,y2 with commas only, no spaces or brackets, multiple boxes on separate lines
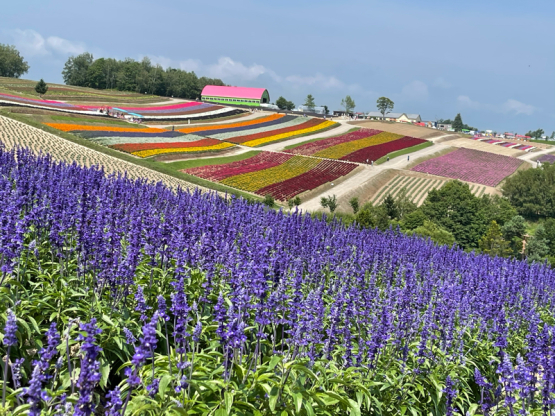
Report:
179,59,202,72
7,29,86,57
433,77,451,89
285,73,345,89
458,95,536,115
402,80,429,101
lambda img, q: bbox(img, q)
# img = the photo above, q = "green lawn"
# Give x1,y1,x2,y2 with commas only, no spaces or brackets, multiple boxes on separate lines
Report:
375,141,433,165
166,151,260,171
283,128,359,150
531,139,555,145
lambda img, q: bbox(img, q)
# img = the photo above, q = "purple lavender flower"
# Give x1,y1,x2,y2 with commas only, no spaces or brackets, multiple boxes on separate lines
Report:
75,319,102,416
443,376,457,416
123,327,136,345
497,353,519,413
157,295,169,322
22,364,46,416
11,357,24,389
193,321,202,343
2,308,17,347
135,285,151,322
105,387,123,415
146,378,160,397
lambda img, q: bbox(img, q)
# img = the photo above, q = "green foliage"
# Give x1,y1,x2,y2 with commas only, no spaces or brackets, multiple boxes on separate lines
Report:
0,43,29,78
394,188,417,220
480,194,518,226
478,221,512,257
61,54,225,99
320,194,338,213
503,163,555,218
402,209,428,231
348,197,359,214
544,218,555,256
304,94,316,111
355,204,376,228
34,79,48,96
502,215,527,241
374,205,391,231
420,181,485,250
287,196,301,209
526,225,550,263
340,95,356,114
323,105,329,115
437,118,477,131
276,96,295,110
382,194,398,219
452,113,464,131
263,194,275,208
293,196,302,206
525,128,545,139
409,220,456,246
376,97,394,117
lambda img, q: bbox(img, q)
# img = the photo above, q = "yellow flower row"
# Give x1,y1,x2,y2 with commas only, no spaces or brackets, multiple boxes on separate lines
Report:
221,156,320,191
314,132,403,159
242,121,338,147
132,142,235,158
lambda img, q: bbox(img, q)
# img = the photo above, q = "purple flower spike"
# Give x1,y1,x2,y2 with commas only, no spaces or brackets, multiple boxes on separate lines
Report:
135,285,151,322
105,387,123,415
3,309,18,347
75,319,102,416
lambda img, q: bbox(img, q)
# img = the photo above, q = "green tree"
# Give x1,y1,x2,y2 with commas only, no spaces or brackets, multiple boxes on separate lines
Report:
320,195,338,213
34,79,48,97
62,52,94,86
544,218,555,256
341,95,356,114
382,194,398,219
479,194,517,226
293,196,301,206
525,129,545,139
276,96,289,110
376,97,394,118
452,113,464,131
323,105,329,115
501,215,527,241
349,197,360,214
356,207,375,228
502,163,555,218
304,94,316,111
263,194,275,208
0,44,29,78
420,181,486,249
394,188,417,220
526,225,550,263
478,221,512,257
401,209,427,230
409,220,455,246
374,206,391,231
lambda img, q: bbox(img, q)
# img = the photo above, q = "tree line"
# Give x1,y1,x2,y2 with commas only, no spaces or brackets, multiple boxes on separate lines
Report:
317,162,555,266
62,53,226,99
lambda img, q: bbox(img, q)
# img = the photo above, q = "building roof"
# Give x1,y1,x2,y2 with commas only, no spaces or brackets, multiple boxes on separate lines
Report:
405,114,421,120
366,112,405,118
201,85,267,100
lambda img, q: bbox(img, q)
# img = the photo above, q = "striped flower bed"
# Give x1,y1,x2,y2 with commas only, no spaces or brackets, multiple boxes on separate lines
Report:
241,120,338,147
45,123,166,133
313,132,403,159
184,151,357,199
178,114,284,134
411,148,522,187
341,136,427,163
210,116,309,140
538,154,555,164
194,115,297,137
129,142,234,158
286,129,382,155
227,118,330,144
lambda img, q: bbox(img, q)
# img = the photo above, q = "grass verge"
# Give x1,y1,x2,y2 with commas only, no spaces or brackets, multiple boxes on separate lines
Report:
375,141,433,165
166,151,260,171
531,139,555,145
0,109,263,202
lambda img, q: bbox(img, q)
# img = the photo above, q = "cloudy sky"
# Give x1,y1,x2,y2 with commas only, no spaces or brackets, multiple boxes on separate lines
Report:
2,0,554,133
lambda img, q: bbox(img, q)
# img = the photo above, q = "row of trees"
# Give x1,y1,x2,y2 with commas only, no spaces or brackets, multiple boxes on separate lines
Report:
319,175,555,265
62,53,226,99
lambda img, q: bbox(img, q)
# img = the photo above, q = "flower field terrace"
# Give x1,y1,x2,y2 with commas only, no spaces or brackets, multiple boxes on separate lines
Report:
286,128,428,162
538,154,555,164
2,145,555,414
184,151,357,199
411,147,523,187
45,122,236,158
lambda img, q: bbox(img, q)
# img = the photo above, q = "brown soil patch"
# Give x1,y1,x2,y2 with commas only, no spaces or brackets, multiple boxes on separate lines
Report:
349,121,459,140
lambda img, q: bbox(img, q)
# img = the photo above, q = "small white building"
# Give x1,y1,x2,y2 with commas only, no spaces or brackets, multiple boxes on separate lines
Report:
297,105,326,114
366,112,421,123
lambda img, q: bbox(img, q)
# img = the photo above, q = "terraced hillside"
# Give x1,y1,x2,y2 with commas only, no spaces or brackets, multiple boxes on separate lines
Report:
0,115,200,191
372,173,494,206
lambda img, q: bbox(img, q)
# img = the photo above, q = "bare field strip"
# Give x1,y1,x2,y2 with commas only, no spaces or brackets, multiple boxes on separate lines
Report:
348,121,459,140
446,138,526,157
0,115,201,191
372,172,499,206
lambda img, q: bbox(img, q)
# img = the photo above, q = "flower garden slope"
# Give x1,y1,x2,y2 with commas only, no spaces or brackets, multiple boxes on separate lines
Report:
183,151,357,199
2,146,555,413
412,147,523,187
0,115,200,191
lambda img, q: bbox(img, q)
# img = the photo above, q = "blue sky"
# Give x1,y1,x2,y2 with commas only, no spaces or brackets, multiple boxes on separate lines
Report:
2,0,554,133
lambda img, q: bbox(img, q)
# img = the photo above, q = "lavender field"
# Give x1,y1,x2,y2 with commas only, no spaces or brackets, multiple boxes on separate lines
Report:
412,148,523,187
1,145,554,415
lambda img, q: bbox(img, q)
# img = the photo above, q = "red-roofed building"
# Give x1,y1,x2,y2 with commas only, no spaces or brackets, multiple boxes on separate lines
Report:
201,85,270,107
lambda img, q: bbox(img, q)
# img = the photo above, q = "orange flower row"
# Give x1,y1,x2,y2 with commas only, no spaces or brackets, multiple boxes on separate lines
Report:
45,123,167,133
177,113,284,134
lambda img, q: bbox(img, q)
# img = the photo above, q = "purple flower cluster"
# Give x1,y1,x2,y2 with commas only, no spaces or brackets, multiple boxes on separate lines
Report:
4,146,555,410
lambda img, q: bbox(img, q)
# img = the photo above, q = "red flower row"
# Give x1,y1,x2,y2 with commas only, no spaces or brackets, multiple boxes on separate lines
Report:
286,129,382,155
341,137,427,163
184,152,293,181
112,138,222,153
257,159,358,200
227,119,326,144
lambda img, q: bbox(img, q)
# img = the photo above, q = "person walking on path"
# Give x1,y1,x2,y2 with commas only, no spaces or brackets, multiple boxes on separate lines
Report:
387,156,390,162
371,160,373,166
407,155,410,161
